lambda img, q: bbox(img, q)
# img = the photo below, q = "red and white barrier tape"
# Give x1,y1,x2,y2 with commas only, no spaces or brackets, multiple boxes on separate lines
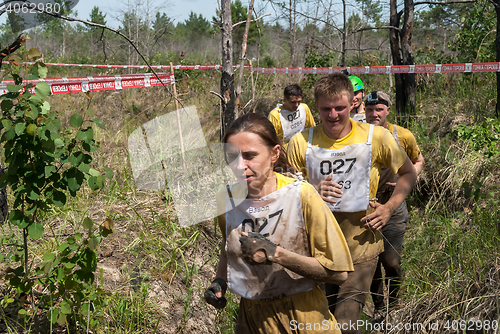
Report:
0,73,174,95
1,61,251,70
1,72,172,85
3,61,500,73
252,62,500,74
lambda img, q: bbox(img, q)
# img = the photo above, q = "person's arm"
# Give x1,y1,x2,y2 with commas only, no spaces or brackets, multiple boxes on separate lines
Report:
412,152,424,176
361,156,416,230
240,232,347,285
274,247,347,285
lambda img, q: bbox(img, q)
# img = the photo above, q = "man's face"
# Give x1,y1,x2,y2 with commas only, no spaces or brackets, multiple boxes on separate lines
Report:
365,103,390,128
353,90,364,109
283,95,302,111
316,94,354,139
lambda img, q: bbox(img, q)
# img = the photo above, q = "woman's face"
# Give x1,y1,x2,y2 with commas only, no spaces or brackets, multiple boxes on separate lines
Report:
226,131,280,197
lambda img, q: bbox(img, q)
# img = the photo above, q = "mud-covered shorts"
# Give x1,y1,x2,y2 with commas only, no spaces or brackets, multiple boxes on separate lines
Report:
380,201,408,251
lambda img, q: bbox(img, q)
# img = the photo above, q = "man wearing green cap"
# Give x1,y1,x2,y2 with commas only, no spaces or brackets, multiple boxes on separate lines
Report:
348,76,366,123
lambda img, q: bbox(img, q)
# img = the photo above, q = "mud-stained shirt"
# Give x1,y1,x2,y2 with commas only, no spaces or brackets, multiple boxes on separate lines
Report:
268,103,316,149
217,173,353,300
286,120,408,264
377,122,421,204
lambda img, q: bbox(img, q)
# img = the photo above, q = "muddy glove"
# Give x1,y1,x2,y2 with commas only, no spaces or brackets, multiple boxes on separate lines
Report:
240,231,278,265
204,278,227,309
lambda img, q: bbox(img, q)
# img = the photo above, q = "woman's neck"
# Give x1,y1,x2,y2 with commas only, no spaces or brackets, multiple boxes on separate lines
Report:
248,172,277,199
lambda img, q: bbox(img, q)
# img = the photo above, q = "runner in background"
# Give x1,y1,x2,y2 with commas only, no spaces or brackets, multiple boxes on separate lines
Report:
205,113,353,334
348,76,366,123
364,91,424,320
287,74,417,334
268,84,316,150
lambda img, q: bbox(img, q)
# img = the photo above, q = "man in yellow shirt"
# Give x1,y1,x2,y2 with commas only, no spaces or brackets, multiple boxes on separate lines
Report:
287,74,417,334
364,91,424,319
268,84,316,149
349,76,366,123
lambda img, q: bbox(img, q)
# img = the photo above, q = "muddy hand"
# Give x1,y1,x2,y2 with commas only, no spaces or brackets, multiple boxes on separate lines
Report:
204,278,227,309
317,173,343,203
360,202,392,230
240,232,277,265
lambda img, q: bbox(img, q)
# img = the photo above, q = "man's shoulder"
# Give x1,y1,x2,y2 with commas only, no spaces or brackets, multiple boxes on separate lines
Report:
392,123,417,141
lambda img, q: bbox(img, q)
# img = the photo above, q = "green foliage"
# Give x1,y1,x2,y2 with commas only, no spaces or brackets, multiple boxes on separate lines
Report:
176,12,213,43
448,0,495,62
355,0,384,26
0,47,113,327
454,118,500,158
88,6,107,28
303,46,336,89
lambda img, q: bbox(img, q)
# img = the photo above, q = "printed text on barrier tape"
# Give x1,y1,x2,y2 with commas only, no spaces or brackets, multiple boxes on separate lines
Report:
4,61,500,73
252,62,500,74
1,61,252,70
0,74,174,95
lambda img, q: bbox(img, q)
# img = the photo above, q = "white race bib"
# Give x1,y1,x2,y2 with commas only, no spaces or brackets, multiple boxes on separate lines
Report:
278,104,308,143
225,181,316,300
305,125,374,212
352,112,366,123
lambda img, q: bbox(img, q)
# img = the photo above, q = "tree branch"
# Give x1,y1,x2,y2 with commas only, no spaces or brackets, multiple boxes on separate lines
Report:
1,3,184,110
352,26,401,33
0,34,26,69
232,14,270,28
414,0,476,4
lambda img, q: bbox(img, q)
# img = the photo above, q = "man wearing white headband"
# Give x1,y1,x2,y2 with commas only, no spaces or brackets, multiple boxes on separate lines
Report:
364,91,424,319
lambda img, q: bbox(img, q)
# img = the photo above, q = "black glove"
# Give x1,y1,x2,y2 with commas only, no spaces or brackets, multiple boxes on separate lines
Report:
240,231,278,265
204,278,227,309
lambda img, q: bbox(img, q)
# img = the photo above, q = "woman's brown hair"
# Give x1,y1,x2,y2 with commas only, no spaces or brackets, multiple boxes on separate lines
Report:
222,113,296,174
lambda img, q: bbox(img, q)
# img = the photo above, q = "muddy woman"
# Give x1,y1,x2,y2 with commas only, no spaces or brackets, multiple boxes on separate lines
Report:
204,113,353,334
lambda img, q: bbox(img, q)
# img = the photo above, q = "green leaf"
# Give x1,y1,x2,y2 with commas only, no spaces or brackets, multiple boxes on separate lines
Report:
35,82,51,99
1,119,12,131
91,118,104,129
15,123,26,136
66,168,84,192
30,103,39,118
18,309,27,317
83,217,93,230
89,168,100,177
105,168,114,179
37,63,48,79
52,190,67,207
1,100,14,112
45,165,57,177
88,236,98,250
60,301,72,315
7,84,21,93
69,114,83,128
43,252,55,261
59,242,69,252
27,223,44,240
26,124,37,136
27,48,41,59
65,262,76,269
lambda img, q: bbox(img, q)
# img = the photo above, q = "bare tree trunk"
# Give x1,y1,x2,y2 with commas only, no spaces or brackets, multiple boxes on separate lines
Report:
289,0,297,66
221,0,236,138
494,0,500,117
341,0,347,66
235,0,255,116
401,0,416,122
390,0,415,124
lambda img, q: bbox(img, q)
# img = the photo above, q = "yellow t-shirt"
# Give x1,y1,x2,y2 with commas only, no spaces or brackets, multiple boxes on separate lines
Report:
268,103,316,149
217,173,353,334
388,123,420,160
218,173,353,272
286,120,408,263
377,122,421,203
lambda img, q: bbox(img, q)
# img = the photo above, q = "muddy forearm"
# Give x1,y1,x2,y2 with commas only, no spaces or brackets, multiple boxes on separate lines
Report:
273,246,347,285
